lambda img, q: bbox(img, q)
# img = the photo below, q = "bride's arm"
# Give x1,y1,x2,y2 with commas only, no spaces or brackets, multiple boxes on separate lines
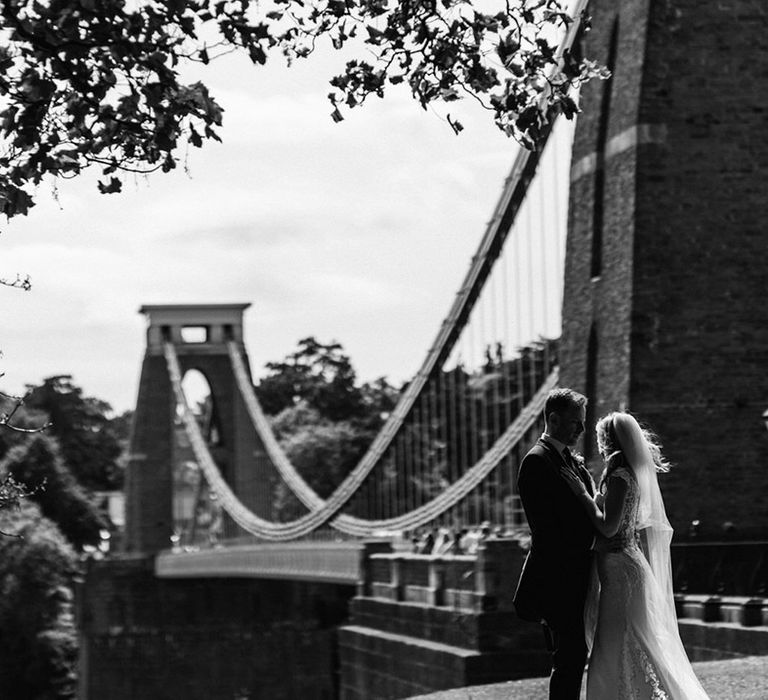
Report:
561,470,627,537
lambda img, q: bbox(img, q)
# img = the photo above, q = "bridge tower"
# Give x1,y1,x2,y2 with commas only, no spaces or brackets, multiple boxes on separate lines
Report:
124,303,271,553
561,0,768,536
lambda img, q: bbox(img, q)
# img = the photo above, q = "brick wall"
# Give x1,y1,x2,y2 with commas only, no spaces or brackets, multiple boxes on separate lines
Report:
124,348,274,554
339,540,550,699
124,356,174,553
562,0,768,537
78,556,354,700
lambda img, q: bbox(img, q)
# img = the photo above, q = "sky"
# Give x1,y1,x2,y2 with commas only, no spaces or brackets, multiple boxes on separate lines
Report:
0,42,526,414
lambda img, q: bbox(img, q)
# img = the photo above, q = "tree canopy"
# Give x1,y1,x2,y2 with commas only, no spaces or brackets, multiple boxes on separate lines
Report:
255,337,397,520
17,375,125,491
1,434,108,548
255,336,397,422
0,0,601,218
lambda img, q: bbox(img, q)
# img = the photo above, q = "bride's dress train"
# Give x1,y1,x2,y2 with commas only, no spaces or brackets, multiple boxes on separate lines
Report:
586,467,709,700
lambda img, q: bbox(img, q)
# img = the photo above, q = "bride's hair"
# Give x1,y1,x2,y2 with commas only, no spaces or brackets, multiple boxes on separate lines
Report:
596,411,670,494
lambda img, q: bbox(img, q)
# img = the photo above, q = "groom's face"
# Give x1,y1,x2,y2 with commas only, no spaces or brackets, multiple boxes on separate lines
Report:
550,404,586,447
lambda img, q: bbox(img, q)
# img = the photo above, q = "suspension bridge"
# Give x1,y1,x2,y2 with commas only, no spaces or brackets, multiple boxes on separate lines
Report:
78,0,768,698
128,129,572,579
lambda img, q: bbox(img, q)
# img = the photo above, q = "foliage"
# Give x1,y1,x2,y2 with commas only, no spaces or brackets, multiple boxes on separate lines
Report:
255,336,396,422
271,403,366,520
263,337,555,523
258,338,398,520
0,0,604,218
0,472,39,523
1,433,108,548
274,403,374,489
18,375,125,490
0,501,78,699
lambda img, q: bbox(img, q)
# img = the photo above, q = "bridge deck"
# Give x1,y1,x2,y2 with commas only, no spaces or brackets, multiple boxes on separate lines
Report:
155,541,365,585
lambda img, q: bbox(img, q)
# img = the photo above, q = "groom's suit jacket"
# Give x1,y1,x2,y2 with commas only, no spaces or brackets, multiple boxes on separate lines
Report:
513,438,595,625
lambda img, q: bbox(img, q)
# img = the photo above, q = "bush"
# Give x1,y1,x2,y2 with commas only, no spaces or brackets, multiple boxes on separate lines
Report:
0,503,79,699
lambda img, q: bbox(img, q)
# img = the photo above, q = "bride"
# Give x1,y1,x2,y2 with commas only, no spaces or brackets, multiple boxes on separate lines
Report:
561,412,710,699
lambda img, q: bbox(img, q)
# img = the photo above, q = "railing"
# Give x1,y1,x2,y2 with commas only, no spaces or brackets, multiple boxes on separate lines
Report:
672,541,768,596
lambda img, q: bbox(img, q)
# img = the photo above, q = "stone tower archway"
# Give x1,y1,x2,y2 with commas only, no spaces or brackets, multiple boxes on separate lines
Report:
124,304,273,553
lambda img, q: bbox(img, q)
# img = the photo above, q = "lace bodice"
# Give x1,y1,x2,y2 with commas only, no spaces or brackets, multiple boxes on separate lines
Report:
595,466,640,553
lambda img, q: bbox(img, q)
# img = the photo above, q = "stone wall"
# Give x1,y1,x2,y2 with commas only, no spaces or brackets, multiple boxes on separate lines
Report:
77,556,354,700
124,346,274,554
339,539,549,700
561,0,768,538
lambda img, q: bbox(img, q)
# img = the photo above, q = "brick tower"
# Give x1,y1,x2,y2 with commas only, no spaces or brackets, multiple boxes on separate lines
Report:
124,304,272,553
561,1,768,537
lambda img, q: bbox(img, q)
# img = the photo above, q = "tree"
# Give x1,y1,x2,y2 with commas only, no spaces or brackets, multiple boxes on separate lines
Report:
1,434,108,548
256,336,372,422
271,403,364,520
257,338,398,519
0,502,78,700
0,0,603,218
18,375,124,491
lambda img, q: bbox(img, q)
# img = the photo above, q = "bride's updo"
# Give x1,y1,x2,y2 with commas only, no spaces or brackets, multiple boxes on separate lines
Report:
596,412,670,494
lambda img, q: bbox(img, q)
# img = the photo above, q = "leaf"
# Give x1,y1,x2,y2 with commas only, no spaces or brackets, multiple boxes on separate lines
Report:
366,25,384,44
248,45,267,65
0,107,18,137
189,126,203,148
440,87,460,101
560,95,579,119
1,186,35,218
97,177,122,194
447,114,463,134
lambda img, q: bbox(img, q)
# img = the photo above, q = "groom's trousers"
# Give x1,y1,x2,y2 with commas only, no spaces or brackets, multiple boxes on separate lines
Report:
547,611,588,700
544,554,592,700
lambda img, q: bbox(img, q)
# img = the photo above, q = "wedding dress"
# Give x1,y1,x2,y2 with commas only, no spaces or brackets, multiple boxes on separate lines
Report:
585,421,710,699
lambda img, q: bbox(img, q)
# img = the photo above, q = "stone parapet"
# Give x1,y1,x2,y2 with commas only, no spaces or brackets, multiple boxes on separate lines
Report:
366,538,526,613
339,538,547,699
676,593,768,629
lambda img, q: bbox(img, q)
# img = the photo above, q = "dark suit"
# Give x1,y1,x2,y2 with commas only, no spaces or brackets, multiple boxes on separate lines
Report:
513,438,595,700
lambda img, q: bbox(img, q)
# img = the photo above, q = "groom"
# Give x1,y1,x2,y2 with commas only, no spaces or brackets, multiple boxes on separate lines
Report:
513,388,596,700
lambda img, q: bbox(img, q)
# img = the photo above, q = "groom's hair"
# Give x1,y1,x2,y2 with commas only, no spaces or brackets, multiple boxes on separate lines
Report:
544,388,587,418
